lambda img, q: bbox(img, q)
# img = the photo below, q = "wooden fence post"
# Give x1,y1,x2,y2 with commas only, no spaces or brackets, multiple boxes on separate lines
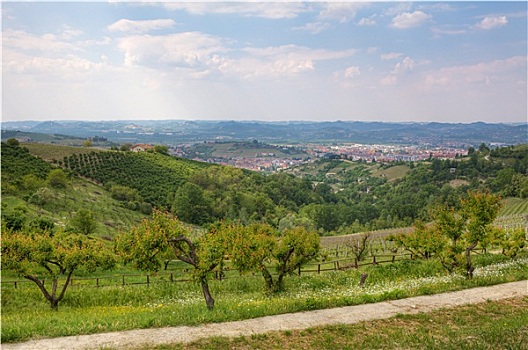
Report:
170,273,174,283
122,275,125,286
318,264,321,274
147,275,150,286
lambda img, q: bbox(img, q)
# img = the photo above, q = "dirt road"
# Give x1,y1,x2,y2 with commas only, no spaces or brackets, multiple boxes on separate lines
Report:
4,280,527,350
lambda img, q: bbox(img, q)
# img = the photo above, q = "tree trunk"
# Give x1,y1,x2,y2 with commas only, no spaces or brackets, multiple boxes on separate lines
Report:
261,268,275,292
465,241,478,279
200,279,215,311
359,273,368,288
51,299,59,311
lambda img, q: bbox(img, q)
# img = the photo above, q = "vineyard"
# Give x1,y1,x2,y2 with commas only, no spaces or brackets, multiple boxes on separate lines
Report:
1,143,52,183
62,151,210,206
500,197,528,216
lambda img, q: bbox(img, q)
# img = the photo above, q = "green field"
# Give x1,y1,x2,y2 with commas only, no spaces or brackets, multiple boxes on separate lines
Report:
146,297,528,350
371,164,410,182
2,253,527,343
23,143,106,161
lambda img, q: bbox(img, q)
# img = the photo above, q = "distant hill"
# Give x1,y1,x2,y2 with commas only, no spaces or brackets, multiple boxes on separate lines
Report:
2,120,526,146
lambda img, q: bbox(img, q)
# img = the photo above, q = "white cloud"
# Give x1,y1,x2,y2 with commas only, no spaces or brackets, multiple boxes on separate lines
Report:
243,45,356,61
60,25,84,40
431,25,468,36
391,11,432,29
116,32,227,70
108,19,176,34
476,16,508,30
393,57,415,74
357,17,376,26
2,29,77,52
161,3,306,19
233,45,356,79
293,22,331,34
344,66,361,78
318,3,370,23
422,56,526,89
381,52,402,61
381,56,416,85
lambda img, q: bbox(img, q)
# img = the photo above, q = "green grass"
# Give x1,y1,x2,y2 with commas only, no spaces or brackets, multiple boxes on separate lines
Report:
23,143,105,161
2,253,527,343
2,177,145,238
371,164,410,182
145,297,528,350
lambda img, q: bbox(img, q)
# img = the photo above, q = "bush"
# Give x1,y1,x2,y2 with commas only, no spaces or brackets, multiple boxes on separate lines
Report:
47,169,68,188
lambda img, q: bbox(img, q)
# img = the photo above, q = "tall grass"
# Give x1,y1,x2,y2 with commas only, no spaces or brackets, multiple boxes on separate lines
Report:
2,253,527,343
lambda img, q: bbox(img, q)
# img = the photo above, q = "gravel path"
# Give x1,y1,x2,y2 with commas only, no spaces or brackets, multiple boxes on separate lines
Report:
4,280,527,350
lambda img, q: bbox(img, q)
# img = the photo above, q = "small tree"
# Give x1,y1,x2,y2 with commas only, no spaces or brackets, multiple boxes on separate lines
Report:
433,191,501,278
120,143,132,152
69,209,98,235
229,223,320,293
21,174,45,192
390,221,445,260
461,191,501,278
172,183,212,225
6,138,20,146
346,232,372,263
47,169,68,188
1,229,116,310
488,226,526,258
116,210,226,310
154,145,169,155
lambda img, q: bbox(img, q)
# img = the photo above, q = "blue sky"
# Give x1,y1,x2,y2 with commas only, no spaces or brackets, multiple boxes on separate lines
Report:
2,1,527,123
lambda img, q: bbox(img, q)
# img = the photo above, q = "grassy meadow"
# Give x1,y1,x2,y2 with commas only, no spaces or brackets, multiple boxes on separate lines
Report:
2,252,527,343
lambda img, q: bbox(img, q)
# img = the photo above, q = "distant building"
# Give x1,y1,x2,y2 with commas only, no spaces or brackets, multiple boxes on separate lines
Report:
131,144,155,152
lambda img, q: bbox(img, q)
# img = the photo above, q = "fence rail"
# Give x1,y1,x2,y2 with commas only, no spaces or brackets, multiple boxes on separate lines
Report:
1,253,415,290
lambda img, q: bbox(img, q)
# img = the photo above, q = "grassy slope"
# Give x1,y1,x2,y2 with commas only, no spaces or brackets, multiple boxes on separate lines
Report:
22,143,104,161
1,178,145,239
371,164,410,182
153,297,528,350
2,143,145,238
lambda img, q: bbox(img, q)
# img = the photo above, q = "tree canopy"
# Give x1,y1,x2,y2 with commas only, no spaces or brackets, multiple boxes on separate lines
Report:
2,228,116,310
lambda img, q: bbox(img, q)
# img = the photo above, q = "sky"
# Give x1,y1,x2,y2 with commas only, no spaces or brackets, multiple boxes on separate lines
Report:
2,1,527,123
